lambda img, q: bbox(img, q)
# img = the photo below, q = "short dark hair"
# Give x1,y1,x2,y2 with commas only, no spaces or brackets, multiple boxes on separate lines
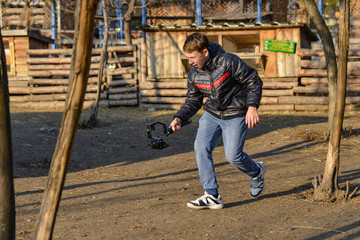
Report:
183,33,209,53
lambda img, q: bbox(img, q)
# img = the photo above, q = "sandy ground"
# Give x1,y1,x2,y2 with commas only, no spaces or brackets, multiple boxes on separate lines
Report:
10,107,360,239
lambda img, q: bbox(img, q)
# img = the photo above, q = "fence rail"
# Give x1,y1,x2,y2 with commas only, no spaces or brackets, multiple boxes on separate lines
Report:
9,43,139,110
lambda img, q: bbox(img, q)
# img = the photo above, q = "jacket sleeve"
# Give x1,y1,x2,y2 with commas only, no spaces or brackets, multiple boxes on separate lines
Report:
174,75,203,122
230,55,263,108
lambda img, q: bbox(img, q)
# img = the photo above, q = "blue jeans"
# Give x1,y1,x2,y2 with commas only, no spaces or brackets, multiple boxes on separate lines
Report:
194,111,259,192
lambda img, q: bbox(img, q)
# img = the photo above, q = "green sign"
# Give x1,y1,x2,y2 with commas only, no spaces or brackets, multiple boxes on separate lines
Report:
264,39,296,54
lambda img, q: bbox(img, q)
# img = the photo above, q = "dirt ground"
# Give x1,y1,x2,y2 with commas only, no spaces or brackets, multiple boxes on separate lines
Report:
10,106,360,240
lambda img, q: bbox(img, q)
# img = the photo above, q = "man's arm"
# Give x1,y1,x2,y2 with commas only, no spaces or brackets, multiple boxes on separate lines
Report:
170,117,182,133
245,106,259,128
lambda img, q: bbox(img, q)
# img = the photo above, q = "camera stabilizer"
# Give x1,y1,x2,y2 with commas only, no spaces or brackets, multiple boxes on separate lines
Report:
147,120,191,150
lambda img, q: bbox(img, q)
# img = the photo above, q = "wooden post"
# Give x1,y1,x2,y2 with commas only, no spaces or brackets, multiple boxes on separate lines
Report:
0,28,16,240
34,0,99,239
88,0,109,125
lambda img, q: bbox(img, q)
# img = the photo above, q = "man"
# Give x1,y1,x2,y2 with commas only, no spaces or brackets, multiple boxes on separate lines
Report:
169,32,265,210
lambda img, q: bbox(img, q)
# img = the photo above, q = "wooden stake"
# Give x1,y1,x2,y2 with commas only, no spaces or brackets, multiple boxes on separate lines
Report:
34,0,99,239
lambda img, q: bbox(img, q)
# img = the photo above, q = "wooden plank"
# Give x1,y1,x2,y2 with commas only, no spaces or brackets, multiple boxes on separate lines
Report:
300,77,328,85
141,89,187,97
29,85,101,94
108,68,137,76
140,103,183,110
262,89,293,96
140,37,147,83
262,77,298,82
259,104,295,111
9,93,105,102
3,8,45,14
147,77,187,82
107,86,137,94
9,87,30,94
293,86,328,94
108,79,137,87
26,45,136,55
28,77,100,85
295,104,329,111
298,68,360,77
294,85,360,93
262,81,298,89
279,96,329,104
276,29,286,77
29,63,100,70
147,32,156,78
26,56,101,64
8,80,28,87
141,97,186,104
299,60,359,69
140,81,187,89
108,57,136,64
108,93,137,100
260,97,278,104
10,100,94,110
108,99,138,106
299,60,326,69
297,48,360,57
260,30,276,77
28,69,100,77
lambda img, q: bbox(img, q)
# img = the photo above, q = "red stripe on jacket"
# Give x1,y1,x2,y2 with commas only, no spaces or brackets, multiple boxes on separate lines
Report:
195,72,230,89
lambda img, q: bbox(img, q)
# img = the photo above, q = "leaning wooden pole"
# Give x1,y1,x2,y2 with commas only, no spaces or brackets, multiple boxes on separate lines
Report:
34,0,99,239
0,29,16,240
90,0,109,123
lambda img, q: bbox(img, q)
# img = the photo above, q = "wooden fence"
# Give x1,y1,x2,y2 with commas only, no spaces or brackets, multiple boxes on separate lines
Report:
9,44,139,110
295,48,360,111
7,45,360,112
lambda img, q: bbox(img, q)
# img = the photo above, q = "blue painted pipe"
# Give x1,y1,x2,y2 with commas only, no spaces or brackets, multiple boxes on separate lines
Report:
196,0,202,25
99,2,103,40
51,0,55,49
116,0,124,39
317,0,323,16
257,0,262,23
142,0,146,38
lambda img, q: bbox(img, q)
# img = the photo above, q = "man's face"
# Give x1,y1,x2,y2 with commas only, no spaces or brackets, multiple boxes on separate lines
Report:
184,48,209,69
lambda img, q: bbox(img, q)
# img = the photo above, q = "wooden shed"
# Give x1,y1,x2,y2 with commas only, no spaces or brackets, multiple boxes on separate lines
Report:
3,29,54,84
142,22,317,79
138,23,319,111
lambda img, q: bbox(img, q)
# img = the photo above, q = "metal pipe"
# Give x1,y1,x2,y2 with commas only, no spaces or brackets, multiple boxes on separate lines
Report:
257,0,262,23
318,0,323,16
99,1,103,47
116,0,124,39
196,0,202,25
51,0,56,49
142,0,146,38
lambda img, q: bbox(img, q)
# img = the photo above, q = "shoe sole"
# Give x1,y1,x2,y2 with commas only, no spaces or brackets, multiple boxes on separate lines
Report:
250,181,265,197
186,202,224,209
250,162,266,197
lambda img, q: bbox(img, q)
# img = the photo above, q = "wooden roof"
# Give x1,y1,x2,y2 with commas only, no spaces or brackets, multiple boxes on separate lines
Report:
140,22,318,42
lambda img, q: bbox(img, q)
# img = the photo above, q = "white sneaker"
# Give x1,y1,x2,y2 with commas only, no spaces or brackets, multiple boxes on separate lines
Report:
187,191,224,209
250,162,266,197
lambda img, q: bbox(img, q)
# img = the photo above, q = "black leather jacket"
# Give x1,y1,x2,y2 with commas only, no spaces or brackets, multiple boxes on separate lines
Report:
174,42,263,122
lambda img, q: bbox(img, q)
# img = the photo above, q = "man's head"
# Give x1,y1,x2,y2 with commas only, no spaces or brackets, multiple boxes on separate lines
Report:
183,33,210,69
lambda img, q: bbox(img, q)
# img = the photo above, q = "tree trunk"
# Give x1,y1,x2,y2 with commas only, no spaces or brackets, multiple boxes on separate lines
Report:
84,0,109,128
123,0,136,45
0,29,16,240
312,0,351,201
303,0,337,132
34,0,99,239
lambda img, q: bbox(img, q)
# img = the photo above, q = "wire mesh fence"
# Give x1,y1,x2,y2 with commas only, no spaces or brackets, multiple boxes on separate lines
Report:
1,0,360,38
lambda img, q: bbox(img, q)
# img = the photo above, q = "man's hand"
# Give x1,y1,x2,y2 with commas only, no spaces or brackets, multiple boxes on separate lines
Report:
170,118,182,133
246,106,259,128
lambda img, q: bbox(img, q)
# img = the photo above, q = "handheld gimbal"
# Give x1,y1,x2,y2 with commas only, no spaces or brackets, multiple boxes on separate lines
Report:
147,120,191,150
